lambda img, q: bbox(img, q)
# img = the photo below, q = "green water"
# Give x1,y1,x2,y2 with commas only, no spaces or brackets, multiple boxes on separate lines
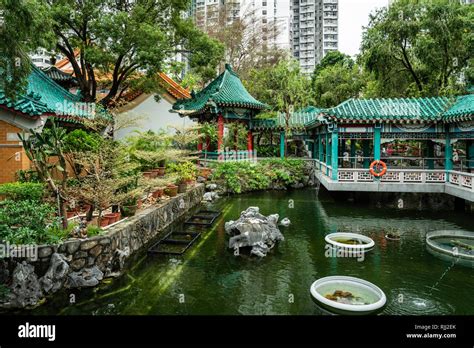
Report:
32,189,474,315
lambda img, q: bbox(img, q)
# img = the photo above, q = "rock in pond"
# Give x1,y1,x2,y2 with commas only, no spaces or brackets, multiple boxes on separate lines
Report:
225,206,284,258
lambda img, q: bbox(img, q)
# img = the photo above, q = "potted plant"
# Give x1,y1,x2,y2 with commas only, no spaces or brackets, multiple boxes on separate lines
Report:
173,161,197,193
164,183,178,197
121,196,140,217
152,187,164,199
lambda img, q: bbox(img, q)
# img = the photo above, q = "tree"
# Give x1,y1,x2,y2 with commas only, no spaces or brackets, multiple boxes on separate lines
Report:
0,0,224,107
202,2,289,82
67,139,141,225
359,0,473,97
313,64,367,108
19,121,70,229
312,50,354,78
245,59,315,153
0,0,54,98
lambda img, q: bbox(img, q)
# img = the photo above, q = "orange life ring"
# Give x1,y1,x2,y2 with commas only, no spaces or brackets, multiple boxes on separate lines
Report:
369,160,387,177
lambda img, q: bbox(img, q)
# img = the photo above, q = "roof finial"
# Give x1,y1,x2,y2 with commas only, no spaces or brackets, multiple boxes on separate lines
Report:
225,63,232,72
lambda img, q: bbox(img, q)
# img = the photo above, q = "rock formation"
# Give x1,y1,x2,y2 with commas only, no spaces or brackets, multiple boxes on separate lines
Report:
225,207,284,258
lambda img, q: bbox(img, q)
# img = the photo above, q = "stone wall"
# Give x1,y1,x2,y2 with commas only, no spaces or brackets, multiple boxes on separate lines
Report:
0,184,205,309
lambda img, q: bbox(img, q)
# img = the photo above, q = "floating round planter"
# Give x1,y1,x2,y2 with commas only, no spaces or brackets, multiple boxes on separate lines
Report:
310,276,386,315
426,230,474,268
325,232,375,253
385,233,401,241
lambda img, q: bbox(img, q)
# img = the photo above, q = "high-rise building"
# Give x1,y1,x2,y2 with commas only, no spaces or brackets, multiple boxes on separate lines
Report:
190,0,291,50
290,0,338,74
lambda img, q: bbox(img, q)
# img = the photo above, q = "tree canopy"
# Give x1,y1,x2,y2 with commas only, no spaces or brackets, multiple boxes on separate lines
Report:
0,0,224,106
359,0,473,97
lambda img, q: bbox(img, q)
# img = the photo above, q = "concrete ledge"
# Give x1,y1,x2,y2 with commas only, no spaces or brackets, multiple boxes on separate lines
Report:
317,172,473,202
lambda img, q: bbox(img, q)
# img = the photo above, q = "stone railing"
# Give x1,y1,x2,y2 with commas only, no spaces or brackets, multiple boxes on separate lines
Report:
448,170,474,191
336,169,447,184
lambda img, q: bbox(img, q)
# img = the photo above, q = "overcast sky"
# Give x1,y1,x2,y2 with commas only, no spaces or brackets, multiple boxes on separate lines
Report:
338,0,389,57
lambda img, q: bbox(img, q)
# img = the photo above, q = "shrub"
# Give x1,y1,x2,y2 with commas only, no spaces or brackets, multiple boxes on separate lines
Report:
210,159,306,194
0,200,61,244
0,182,45,201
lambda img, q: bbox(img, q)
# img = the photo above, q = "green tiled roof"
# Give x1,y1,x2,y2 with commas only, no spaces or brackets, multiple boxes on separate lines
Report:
42,66,77,84
0,64,93,120
443,95,474,122
324,97,453,123
251,109,326,130
173,64,267,116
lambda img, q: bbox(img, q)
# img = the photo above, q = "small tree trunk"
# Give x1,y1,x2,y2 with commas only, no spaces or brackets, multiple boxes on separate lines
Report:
59,197,68,230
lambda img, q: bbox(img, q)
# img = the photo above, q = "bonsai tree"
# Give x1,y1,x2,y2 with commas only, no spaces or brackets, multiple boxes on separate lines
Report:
67,139,142,225
19,121,71,229
125,130,186,171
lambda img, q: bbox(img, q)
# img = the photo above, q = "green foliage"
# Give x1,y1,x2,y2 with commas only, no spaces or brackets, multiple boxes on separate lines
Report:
0,284,10,301
312,51,354,77
211,159,306,194
0,182,44,201
167,161,197,183
359,0,474,97
0,200,62,244
0,0,223,105
312,64,368,108
0,0,54,99
16,169,41,183
244,59,315,115
224,123,248,150
86,225,101,237
64,129,103,152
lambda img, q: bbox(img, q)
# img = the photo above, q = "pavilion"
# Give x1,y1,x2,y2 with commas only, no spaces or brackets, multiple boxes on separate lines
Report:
172,64,267,155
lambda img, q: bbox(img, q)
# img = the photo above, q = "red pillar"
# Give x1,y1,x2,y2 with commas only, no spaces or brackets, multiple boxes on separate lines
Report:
197,129,203,152
247,130,253,152
217,114,224,152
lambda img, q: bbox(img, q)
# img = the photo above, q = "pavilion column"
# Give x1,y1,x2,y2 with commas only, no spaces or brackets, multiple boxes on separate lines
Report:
331,126,339,180
427,140,434,170
362,140,370,169
325,131,331,176
445,128,453,179
280,131,285,159
217,114,224,153
466,140,474,171
373,125,381,161
350,139,356,167
197,129,203,152
313,133,318,159
318,133,324,162
247,130,253,153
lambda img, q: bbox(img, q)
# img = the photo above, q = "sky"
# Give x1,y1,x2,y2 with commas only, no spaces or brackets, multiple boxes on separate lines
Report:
338,0,390,58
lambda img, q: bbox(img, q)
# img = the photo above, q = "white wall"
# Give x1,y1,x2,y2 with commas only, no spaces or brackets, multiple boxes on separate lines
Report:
114,94,195,140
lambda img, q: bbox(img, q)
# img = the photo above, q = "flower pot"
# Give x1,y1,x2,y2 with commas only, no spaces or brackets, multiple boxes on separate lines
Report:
120,204,138,217
164,184,178,197
143,171,154,179
184,179,195,186
99,216,110,227
137,199,143,209
104,212,121,224
152,188,164,199
199,167,211,178
178,182,187,193
152,167,165,177
66,210,78,219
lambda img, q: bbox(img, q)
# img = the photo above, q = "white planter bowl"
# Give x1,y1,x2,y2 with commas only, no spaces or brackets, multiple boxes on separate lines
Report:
310,276,386,315
426,230,474,268
325,232,375,253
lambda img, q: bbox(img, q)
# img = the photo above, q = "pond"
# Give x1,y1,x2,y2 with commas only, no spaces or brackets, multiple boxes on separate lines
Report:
31,189,474,315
